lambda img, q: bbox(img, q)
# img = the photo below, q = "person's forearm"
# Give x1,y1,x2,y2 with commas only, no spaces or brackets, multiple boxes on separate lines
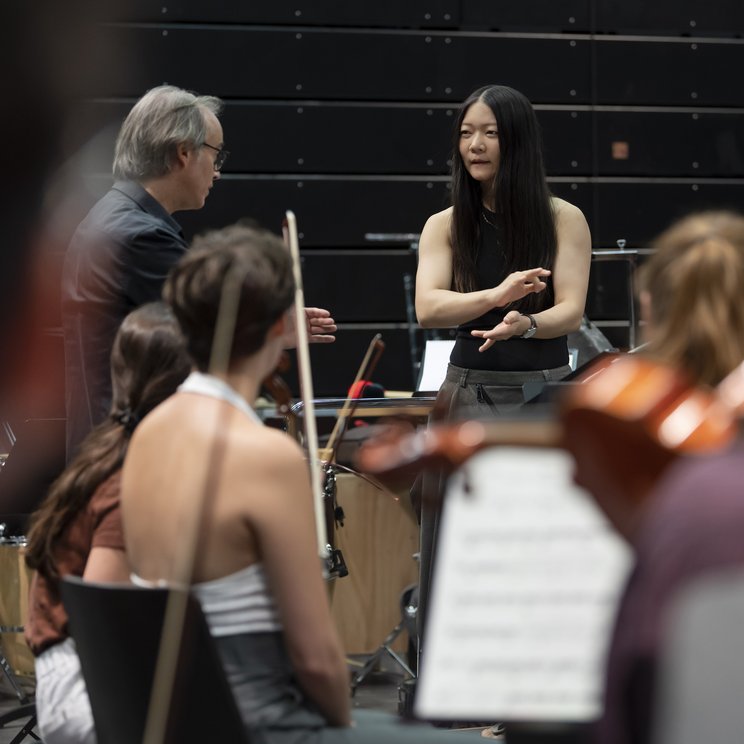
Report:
296,658,352,726
416,287,500,328
531,302,584,339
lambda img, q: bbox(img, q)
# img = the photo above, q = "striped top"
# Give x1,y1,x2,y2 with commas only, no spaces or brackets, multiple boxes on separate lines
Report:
131,563,282,637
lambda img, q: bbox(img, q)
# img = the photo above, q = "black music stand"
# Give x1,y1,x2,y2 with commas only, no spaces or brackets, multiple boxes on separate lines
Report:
350,583,418,695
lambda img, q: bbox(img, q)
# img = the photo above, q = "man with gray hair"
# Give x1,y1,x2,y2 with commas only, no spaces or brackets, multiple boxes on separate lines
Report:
61,85,224,459
62,85,335,458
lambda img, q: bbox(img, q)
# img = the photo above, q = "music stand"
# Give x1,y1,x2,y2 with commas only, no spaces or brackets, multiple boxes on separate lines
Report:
414,427,632,740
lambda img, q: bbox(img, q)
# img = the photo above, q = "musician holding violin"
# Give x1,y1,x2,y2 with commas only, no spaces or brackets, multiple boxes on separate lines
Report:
121,224,480,744
562,211,744,744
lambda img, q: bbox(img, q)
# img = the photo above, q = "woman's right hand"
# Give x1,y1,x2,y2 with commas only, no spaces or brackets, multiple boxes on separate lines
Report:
493,268,550,307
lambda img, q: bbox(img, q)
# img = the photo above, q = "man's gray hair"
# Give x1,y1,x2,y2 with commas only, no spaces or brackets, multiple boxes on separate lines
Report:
112,85,223,182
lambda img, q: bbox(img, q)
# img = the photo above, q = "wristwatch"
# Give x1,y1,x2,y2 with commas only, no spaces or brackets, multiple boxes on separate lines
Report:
520,314,537,339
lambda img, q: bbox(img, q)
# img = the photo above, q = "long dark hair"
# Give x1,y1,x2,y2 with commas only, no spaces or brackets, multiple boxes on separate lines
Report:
450,85,557,314
25,302,192,580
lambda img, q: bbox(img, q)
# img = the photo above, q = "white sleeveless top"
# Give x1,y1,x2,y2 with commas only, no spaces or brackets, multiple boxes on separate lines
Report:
131,372,282,637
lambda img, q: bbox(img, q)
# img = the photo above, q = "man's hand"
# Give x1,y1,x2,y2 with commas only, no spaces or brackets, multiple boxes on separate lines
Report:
306,307,337,343
284,307,337,348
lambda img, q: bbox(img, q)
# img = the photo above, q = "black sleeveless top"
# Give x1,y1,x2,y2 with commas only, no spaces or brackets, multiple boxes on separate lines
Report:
450,210,569,372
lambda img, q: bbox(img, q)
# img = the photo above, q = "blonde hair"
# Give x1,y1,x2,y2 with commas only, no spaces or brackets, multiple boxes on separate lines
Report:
639,211,744,387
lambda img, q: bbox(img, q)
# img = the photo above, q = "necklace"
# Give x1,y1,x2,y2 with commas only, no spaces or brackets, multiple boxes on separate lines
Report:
482,208,499,228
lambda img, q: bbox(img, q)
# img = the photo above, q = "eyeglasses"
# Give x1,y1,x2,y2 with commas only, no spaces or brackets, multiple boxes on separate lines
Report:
202,142,230,171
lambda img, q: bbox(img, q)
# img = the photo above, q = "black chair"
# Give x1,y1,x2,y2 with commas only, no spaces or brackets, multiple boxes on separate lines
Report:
61,576,250,744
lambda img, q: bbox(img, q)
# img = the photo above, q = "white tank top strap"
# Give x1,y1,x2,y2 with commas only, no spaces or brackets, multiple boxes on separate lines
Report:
177,371,263,424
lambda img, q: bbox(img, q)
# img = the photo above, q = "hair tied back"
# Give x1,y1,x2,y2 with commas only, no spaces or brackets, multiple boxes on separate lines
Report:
113,408,141,434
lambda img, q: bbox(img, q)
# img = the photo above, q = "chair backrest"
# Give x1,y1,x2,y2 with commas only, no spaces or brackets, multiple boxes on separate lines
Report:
61,576,249,744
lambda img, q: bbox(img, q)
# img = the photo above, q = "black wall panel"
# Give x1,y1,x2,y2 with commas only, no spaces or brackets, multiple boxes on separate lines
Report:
301,253,417,322
283,328,420,395
540,110,593,175
462,0,591,32
176,177,452,246
596,39,744,106
596,111,744,177
105,1,460,28
220,104,453,175
175,178,594,248
586,262,632,320
595,182,744,247
100,26,591,104
595,0,744,36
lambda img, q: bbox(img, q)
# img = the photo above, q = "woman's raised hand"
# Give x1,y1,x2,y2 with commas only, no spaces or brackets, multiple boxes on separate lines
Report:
471,310,527,351
494,268,550,307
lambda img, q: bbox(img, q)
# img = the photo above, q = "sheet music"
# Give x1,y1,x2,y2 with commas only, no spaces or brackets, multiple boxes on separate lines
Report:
416,447,631,722
416,340,455,392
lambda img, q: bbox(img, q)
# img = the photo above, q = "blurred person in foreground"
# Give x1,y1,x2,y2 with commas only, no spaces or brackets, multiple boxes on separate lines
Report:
563,211,744,744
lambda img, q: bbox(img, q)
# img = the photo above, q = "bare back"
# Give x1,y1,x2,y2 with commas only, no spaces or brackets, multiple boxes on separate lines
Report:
121,390,309,584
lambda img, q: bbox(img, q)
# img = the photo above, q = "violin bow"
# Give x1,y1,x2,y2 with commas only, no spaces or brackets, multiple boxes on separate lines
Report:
319,333,385,464
282,211,330,563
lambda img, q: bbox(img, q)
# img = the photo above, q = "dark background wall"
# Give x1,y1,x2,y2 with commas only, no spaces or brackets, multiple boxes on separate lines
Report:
45,1,744,397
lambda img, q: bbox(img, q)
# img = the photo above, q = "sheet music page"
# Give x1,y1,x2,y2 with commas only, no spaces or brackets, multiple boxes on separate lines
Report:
416,340,455,392
415,446,631,722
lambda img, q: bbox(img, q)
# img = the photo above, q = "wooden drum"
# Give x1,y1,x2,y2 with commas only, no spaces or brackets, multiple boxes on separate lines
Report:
329,473,419,655
0,541,34,677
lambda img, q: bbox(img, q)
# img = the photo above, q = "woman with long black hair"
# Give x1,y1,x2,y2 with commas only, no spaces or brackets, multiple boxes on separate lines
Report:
416,84,591,414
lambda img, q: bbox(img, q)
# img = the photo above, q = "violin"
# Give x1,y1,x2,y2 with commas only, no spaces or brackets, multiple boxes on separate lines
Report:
559,355,739,522
261,352,293,419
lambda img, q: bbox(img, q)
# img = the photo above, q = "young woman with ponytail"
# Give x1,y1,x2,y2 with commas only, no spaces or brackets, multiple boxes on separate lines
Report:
24,301,191,744
638,210,744,387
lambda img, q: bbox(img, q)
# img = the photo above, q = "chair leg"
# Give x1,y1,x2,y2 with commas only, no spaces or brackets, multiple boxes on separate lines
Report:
8,714,40,744
0,643,39,743
0,626,31,705
0,703,39,744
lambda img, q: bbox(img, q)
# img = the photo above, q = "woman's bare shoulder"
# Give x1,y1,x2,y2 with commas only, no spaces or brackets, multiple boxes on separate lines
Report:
229,423,305,474
425,205,454,227
550,196,586,222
